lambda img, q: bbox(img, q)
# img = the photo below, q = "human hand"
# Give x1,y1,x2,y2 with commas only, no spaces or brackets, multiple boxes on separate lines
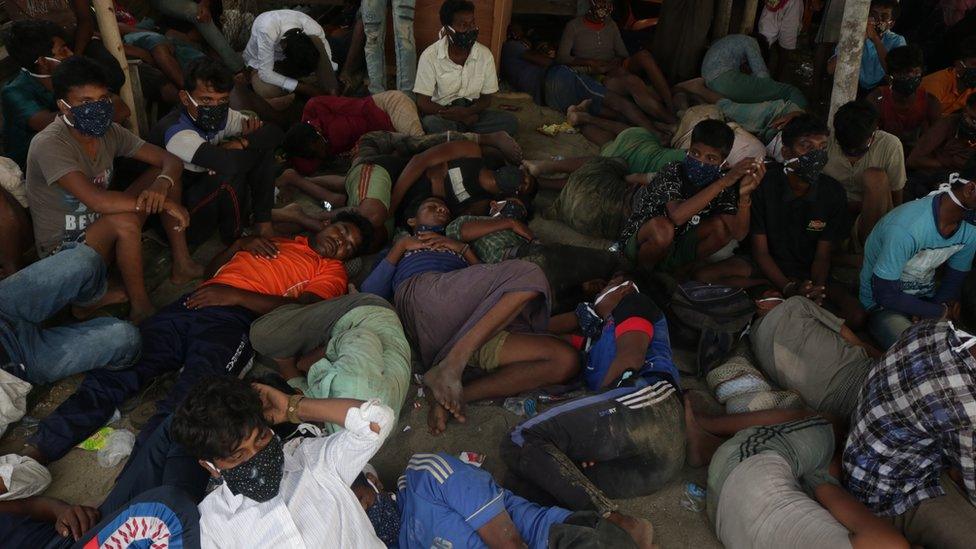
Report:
797,280,826,304
238,235,279,258
137,178,171,214
771,111,802,130
185,285,242,309
739,159,766,196
416,231,466,253
162,200,190,231
865,18,880,41
252,382,290,424
54,502,100,541
945,301,962,321
241,117,263,136
507,219,535,241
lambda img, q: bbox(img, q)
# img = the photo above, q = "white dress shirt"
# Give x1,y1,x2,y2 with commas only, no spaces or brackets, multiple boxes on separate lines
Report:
413,36,499,106
243,9,337,93
199,400,395,549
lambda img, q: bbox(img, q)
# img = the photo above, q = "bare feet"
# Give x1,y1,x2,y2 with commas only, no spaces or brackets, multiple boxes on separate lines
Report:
422,359,467,424
684,391,725,468
566,99,591,126
170,259,205,285
482,131,523,164
606,512,656,549
426,391,451,436
71,284,129,320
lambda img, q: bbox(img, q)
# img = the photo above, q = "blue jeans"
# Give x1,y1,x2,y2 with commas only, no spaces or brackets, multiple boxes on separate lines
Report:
149,0,243,71
867,308,914,350
362,0,417,93
544,65,607,115
0,244,140,384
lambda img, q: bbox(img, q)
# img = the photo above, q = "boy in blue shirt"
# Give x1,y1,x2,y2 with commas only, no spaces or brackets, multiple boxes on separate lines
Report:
354,452,655,548
828,0,906,91
860,160,976,348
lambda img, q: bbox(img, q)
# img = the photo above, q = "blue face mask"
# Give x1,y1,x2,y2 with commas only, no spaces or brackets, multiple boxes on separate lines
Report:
414,224,446,234
683,155,724,187
61,98,114,137
366,492,401,546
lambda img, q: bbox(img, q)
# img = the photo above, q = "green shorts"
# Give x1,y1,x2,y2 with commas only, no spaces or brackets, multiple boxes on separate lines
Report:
345,163,394,234
624,224,700,272
468,330,509,371
599,127,685,175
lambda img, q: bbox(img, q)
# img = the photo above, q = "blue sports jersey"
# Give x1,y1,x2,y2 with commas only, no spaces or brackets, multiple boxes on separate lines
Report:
396,453,571,549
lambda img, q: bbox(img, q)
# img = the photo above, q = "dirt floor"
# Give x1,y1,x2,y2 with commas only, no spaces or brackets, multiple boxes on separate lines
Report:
0,94,724,548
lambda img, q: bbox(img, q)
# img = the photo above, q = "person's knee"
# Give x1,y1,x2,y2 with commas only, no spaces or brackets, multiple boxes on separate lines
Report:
862,167,891,196
106,212,144,237
545,339,580,382
104,321,143,369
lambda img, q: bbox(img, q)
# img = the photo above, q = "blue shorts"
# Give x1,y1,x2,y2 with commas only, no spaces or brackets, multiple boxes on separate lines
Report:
123,32,206,67
544,65,606,115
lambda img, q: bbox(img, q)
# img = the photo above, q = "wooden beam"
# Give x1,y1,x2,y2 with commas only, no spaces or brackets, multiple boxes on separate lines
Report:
90,0,141,134
738,0,760,35
827,0,870,127
713,0,733,40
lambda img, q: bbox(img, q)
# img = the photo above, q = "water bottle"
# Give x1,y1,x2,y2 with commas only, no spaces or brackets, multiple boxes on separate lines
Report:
503,397,537,417
96,429,135,467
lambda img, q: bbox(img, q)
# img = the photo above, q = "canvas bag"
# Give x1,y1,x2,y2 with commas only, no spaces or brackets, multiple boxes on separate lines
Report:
667,282,754,377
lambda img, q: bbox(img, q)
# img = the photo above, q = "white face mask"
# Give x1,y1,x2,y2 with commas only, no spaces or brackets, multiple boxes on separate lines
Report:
931,173,973,211
949,321,976,354
25,56,61,78
594,280,638,306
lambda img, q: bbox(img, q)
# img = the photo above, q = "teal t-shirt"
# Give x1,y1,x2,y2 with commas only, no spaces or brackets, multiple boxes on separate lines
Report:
2,71,55,168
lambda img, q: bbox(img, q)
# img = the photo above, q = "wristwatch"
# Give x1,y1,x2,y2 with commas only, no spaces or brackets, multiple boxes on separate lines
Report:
286,394,305,424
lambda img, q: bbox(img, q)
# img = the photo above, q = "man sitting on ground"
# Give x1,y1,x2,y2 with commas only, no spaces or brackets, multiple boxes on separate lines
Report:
828,0,906,92
858,159,976,348
921,35,976,116
615,120,764,272
907,92,976,193
868,45,940,151
171,377,395,547
413,0,518,135
26,56,193,322
695,115,864,327
243,9,339,111
19,213,370,469
843,274,976,549
824,100,905,250
151,57,282,246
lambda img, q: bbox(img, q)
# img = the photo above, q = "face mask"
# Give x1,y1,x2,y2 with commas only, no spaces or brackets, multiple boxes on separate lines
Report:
25,56,62,78
575,281,639,338
492,201,528,221
891,75,922,96
60,98,114,137
215,434,284,503
366,492,401,546
683,155,724,187
784,148,828,183
186,93,230,134
414,224,446,234
959,66,976,89
588,4,611,20
448,26,479,50
873,21,890,34
932,174,976,224
948,321,976,354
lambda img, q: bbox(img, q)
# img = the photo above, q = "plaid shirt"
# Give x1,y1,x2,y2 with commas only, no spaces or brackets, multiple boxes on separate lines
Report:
446,215,527,264
842,319,976,516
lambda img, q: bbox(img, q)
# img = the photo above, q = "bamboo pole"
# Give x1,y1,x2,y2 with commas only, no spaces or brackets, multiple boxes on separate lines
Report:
90,0,141,134
828,0,871,127
739,0,760,35
713,0,733,40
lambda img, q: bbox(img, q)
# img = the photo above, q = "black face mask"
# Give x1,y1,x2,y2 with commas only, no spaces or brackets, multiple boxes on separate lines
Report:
493,201,528,221
366,492,401,546
960,66,976,90
449,27,479,50
784,148,828,183
187,94,230,134
891,75,922,96
218,434,284,503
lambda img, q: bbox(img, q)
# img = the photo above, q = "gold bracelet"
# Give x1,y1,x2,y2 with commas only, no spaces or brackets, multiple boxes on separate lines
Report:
286,393,305,424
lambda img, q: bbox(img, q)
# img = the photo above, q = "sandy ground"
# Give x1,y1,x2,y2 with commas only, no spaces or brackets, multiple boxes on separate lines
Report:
0,95,723,548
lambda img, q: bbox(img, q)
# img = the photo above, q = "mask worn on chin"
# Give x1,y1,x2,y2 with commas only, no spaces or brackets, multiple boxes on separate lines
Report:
492,201,529,221
414,224,446,234
186,93,230,135
891,75,922,96
959,66,976,89
575,281,639,338
783,148,828,183
931,173,976,224
213,434,284,503
683,155,724,187
25,57,62,78
448,27,479,50
60,98,114,137
366,492,401,546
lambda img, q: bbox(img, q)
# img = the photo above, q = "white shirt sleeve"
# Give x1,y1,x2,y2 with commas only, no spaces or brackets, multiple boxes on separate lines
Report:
310,400,395,486
413,48,437,98
303,19,337,71
480,53,500,95
254,29,299,92
165,128,206,164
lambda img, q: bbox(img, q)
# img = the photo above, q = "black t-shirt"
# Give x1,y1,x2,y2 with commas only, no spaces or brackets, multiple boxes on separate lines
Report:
750,165,847,271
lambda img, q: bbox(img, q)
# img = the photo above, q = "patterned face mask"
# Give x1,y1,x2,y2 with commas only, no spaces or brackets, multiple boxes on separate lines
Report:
891,75,922,96
448,27,479,50
784,148,828,184
366,492,401,546
61,98,114,137
683,155,724,187
186,93,230,134
492,200,528,221
214,433,284,503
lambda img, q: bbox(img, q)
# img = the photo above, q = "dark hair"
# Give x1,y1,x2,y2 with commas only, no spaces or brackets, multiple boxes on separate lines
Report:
690,119,735,158
961,271,976,333
782,114,830,149
399,195,448,229
280,28,320,78
886,45,924,75
334,210,374,256
870,0,899,17
170,377,266,460
440,0,475,27
2,19,66,71
52,56,111,100
833,100,879,151
183,57,234,93
283,122,321,158
958,36,976,61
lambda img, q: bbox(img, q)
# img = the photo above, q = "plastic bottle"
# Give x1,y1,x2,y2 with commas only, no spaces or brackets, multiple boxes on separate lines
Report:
96,429,135,467
681,482,706,512
503,397,537,417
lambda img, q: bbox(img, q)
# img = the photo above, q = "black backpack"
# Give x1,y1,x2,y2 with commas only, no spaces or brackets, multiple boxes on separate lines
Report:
667,282,755,377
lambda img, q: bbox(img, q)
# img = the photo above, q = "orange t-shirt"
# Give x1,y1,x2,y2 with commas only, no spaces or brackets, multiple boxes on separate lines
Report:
204,236,348,300
921,68,975,115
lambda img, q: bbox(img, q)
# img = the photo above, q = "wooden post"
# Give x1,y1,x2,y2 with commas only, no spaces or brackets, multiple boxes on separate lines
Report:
713,0,733,40
90,0,141,134
828,0,871,127
738,0,760,35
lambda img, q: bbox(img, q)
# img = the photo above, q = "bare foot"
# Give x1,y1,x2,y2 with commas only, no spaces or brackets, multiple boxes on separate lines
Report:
521,159,543,178
71,284,129,320
426,391,451,436
21,444,49,466
483,131,523,164
684,392,724,468
170,259,205,285
566,99,591,126
422,360,467,423
606,512,655,549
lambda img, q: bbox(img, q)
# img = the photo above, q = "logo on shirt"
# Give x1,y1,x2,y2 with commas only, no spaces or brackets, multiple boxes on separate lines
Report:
807,219,826,231
432,538,454,549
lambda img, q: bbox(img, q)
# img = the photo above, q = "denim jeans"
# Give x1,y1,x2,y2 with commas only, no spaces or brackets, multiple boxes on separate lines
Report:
0,243,141,384
362,0,417,93
867,308,914,350
150,0,244,71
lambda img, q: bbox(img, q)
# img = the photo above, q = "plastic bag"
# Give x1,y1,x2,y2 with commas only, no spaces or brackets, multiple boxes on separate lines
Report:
96,429,135,467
